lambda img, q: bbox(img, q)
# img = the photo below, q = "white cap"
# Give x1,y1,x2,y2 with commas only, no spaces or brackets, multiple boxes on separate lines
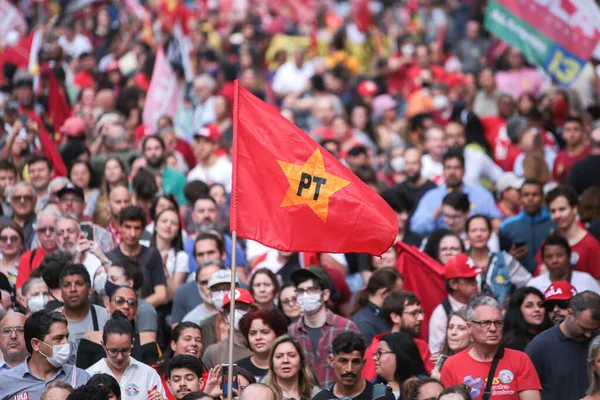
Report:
208,269,240,288
496,172,525,199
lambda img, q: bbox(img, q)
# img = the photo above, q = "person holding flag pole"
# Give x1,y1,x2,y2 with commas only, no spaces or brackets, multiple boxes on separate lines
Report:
226,79,399,399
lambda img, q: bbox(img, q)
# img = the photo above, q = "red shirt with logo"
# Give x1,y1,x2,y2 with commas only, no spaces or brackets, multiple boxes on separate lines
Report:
569,232,600,278
441,348,541,399
552,146,590,183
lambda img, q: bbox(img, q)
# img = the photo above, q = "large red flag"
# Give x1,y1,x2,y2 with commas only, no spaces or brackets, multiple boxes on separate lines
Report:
351,0,373,32
395,241,446,340
231,81,397,256
41,65,71,134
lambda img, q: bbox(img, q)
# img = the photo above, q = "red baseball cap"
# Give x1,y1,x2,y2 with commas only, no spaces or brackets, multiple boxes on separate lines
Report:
106,60,120,73
443,254,483,279
60,117,86,138
544,281,577,302
223,288,255,308
193,124,221,143
357,80,379,97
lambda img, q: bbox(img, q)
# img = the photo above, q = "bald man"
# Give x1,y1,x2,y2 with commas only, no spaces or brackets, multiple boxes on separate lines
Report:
0,313,28,370
239,384,275,400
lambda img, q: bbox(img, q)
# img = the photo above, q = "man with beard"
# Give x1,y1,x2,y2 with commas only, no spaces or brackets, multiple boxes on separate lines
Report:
142,135,188,210
526,291,600,400
55,215,108,291
171,233,226,326
57,264,109,365
361,291,433,380
0,312,28,370
389,148,436,212
411,149,502,235
543,281,577,324
105,185,132,246
183,196,246,278
167,355,205,399
313,332,395,400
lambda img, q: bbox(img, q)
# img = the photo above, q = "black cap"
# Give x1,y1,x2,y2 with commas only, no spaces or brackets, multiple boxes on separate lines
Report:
56,182,84,200
291,267,332,292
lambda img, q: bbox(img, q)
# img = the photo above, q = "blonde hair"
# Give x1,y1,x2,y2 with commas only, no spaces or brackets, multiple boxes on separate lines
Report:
587,336,600,395
263,335,315,400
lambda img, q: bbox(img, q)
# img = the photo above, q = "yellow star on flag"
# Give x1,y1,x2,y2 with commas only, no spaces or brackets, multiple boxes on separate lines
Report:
278,149,350,222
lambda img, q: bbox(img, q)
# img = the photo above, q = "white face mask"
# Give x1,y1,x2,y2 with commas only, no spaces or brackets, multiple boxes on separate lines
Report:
27,295,48,312
211,290,227,312
390,156,405,173
297,293,322,315
40,342,71,368
227,310,247,331
401,44,415,57
433,95,450,111
94,273,107,295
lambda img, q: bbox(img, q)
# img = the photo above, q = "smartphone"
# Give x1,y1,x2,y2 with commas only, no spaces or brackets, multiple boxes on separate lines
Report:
512,241,526,248
80,222,94,241
222,364,238,397
435,354,449,371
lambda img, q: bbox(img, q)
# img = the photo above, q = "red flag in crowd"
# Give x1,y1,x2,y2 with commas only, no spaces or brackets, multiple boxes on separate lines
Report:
230,80,398,256
41,65,71,134
351,0,373,32
0,31,35,84
395,241,446,340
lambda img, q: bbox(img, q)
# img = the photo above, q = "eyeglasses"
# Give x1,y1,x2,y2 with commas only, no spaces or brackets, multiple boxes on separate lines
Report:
56,228,78,237
471,320,504,329
403,309,425,317
0,327,24,336
373,349,395,359
0,235,20,243
113,296,138,307
59,197,83,204
36,226,55,235
12,195,33,203
105,347,132,357
296,286,322,296
281,297,298,306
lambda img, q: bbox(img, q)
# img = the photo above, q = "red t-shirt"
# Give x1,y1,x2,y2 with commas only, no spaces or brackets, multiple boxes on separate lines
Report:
15,248,47,289
552,146,590,183
362,333,434,380
534,231,600,278
441,348,541,399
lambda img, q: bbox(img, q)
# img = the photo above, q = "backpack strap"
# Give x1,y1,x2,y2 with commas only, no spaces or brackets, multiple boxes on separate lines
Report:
372,384,389,400
29,248,37,271
442,298,452,317
482,346,505,400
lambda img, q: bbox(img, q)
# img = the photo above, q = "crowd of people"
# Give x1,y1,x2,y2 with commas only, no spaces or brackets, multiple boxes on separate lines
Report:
2,0,600,399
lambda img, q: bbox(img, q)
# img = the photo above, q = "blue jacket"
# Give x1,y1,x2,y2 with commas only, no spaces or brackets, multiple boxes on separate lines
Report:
499,208,556,273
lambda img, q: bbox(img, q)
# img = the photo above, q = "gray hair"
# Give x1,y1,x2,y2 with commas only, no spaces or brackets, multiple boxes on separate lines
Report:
466,295,501,321
22,277,46,297
9,182,36,202
54,214,80,231
33,209,62,230
193,73,216,90
588,336,600,395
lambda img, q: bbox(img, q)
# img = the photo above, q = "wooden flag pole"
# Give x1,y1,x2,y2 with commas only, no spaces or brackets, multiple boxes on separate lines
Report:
227,231,237,400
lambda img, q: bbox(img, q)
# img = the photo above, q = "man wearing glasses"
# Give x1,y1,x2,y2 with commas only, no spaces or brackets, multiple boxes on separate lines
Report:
15,209,60,297
526,291,600,400
0,313,28,370
441,295,541,399
0,182,36,248
288,267,359,388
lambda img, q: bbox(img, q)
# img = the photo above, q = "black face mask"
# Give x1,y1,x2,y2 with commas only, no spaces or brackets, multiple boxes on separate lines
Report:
105,280,121,298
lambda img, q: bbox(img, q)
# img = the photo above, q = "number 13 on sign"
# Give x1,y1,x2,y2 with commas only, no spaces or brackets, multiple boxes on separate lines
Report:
546,47,584,86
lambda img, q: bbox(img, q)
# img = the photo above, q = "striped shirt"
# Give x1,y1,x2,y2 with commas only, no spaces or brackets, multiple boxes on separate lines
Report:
288,310,359,388
0,358,90,400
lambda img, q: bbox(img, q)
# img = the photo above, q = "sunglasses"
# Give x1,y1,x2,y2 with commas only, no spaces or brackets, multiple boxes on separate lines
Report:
544,300,569,311
36,226,55,235
0,235,20,243
113,296,138,307
12,195,34,203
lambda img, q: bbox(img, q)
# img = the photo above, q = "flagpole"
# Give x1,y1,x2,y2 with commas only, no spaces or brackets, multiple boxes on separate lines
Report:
227,230,237,400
